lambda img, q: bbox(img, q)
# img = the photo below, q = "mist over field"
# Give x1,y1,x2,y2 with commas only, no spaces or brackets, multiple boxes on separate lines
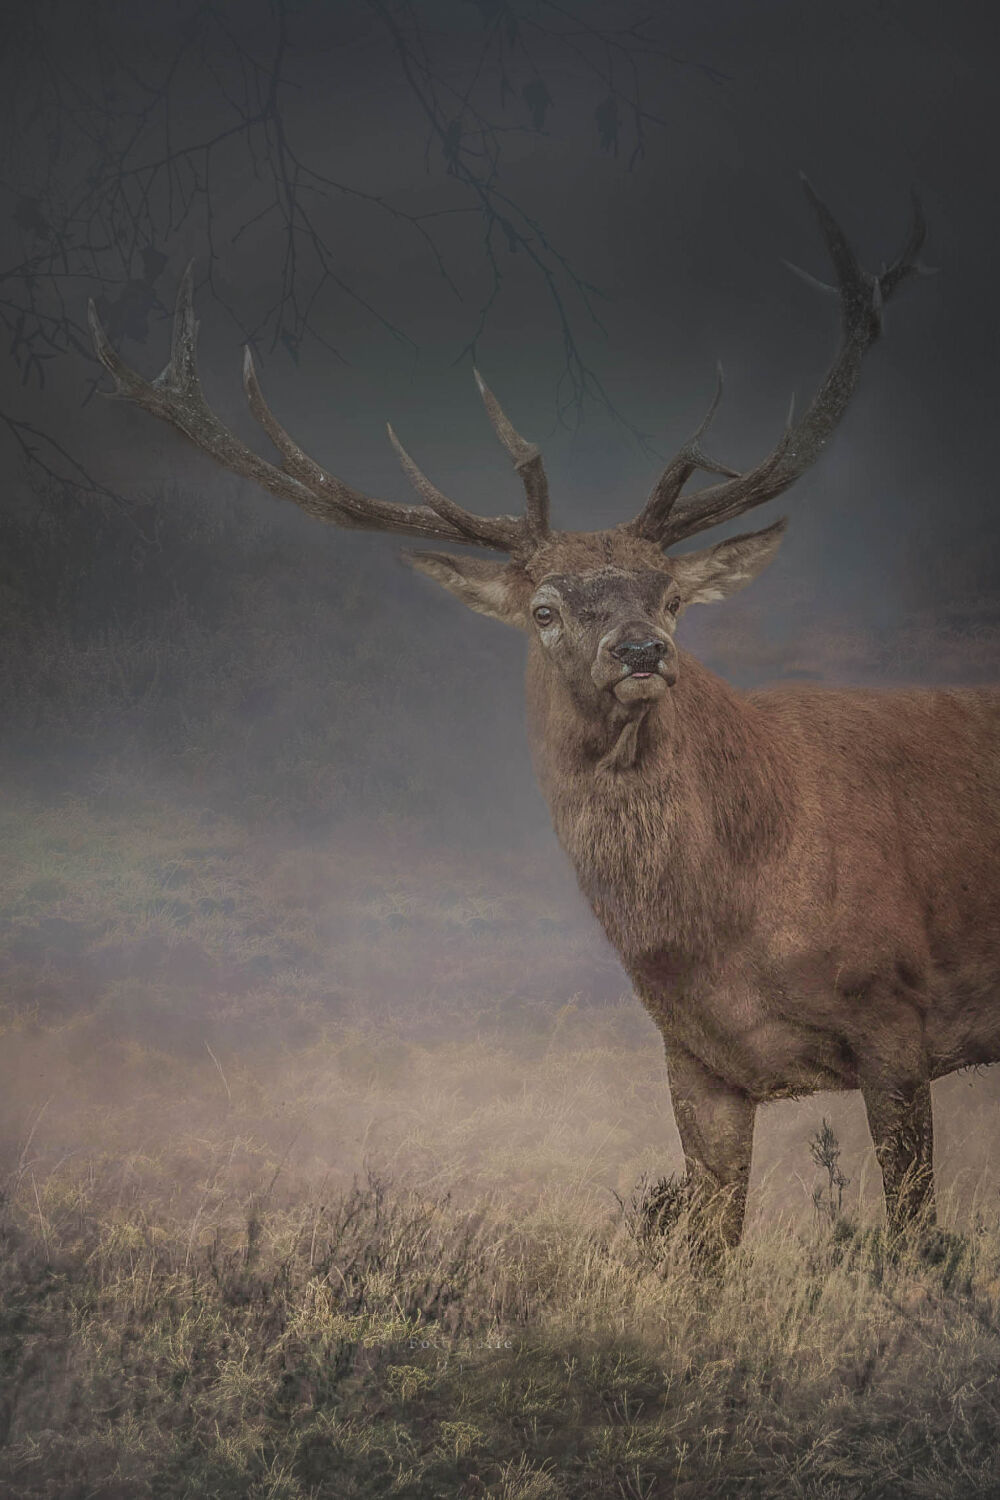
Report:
2,1,1000,1495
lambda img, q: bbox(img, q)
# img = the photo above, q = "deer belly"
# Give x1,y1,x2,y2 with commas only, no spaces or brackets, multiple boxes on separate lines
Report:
632,954,859,1100
733,1020,859,1101
657,993,858,1102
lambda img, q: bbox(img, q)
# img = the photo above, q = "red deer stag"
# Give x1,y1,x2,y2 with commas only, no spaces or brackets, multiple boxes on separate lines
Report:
89,182,1000,1254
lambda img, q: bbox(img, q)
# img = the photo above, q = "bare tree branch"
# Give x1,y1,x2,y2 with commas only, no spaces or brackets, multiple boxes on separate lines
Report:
0,0,724,498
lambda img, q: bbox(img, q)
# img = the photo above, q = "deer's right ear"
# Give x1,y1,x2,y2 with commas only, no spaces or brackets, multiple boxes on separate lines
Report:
404,552,532,629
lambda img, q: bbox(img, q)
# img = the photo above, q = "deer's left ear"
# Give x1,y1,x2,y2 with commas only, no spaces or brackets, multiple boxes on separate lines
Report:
667,518,788,606
404,551,532,629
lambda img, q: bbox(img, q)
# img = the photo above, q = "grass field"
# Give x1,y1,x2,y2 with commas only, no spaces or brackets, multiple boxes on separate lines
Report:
3,789,1000,1498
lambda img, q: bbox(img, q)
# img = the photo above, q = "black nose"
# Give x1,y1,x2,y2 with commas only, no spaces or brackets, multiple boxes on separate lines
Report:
610,637,664,673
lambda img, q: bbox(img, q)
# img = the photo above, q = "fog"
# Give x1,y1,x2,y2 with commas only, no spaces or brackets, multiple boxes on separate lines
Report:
2,0,998,1231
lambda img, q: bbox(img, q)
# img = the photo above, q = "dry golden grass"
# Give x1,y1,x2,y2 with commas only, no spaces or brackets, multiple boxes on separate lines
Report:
3,1130,1000,1498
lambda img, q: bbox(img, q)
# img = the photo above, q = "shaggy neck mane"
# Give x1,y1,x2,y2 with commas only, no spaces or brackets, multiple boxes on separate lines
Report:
525,649,796,966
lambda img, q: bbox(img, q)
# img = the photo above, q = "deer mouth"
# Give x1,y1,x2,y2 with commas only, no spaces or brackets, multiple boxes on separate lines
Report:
611,666,672,705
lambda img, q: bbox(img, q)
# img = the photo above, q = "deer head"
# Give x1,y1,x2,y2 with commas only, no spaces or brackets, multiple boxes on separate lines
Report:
89,179,930,737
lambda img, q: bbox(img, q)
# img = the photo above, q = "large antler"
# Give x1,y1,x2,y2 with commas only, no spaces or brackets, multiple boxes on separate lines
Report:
624,178,934,547
88,265,550,556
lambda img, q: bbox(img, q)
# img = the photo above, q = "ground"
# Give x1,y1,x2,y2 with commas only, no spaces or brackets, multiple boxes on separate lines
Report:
2,789,1000,1497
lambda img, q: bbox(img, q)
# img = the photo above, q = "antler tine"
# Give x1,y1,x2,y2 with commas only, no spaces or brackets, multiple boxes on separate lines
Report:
626,363,742,539
89,267,526,549
168,260,200,387
627,179,931,549
385,423,523,551
89,270,337,520
880,188,936,298
657,394,798,542
473,368,550,542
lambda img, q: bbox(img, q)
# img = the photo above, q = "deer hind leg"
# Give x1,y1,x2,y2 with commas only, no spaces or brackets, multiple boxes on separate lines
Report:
662,1042,756,1258
861,1078,935,1233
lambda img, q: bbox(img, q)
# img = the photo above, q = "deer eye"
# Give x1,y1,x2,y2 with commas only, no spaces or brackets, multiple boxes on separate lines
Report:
667,596,681,616
533,605,557,627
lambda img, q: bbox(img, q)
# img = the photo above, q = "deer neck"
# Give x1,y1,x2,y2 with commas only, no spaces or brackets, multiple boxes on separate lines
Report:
525,648,795,965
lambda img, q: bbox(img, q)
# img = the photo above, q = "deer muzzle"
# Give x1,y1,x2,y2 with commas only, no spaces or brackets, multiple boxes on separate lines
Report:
593,625,677,704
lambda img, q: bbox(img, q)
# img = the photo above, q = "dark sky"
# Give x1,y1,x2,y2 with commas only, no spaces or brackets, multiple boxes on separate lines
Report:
3,0,998,845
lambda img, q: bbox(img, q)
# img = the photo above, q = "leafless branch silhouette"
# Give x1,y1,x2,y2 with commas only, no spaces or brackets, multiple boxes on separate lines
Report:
0,0,724,500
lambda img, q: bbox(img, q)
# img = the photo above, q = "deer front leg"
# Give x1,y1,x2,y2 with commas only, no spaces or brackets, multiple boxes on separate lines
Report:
662,1042,756,1257
861,1077,935,1233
